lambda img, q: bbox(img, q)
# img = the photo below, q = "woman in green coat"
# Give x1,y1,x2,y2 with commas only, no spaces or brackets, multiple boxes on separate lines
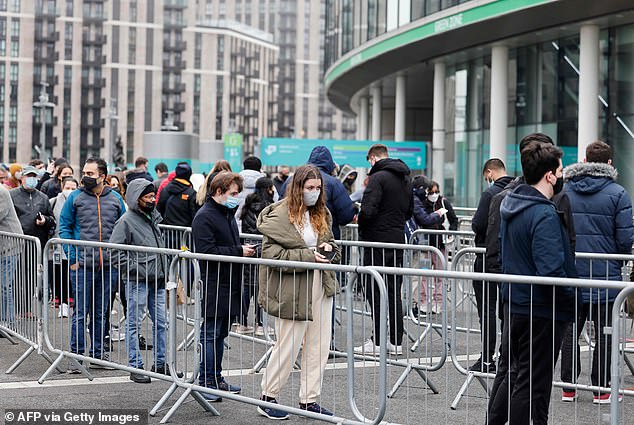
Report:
256,165,340,420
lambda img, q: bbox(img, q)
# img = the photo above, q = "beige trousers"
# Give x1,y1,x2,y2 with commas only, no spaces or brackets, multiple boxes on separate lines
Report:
261,271,333,403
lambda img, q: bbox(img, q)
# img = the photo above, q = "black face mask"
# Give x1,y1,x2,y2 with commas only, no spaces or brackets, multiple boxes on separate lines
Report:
139,202,155,215
81,176,98,191
553,176,564,196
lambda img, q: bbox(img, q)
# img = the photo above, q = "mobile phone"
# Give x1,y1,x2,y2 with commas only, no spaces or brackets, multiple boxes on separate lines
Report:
36,212,44,221
318,247,336,261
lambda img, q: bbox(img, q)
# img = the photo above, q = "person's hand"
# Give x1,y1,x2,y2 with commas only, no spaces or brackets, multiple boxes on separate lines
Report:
314,250,329,263
70,263,80,271
435,207,448,216
242,245,255,257
318,242,333,253
35,215,45,226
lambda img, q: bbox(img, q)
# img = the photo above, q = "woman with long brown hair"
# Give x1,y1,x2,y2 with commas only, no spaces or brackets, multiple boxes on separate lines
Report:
256,165,340,419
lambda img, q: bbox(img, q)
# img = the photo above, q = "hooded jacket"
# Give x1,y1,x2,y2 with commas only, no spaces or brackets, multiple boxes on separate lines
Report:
499,184,577,322
192,196,244,318
241,189,274,234
472,175,514,246
156,178,198,227
419,193,458,250
10,186,56,248
109,179,166,285
59,184,126,267
358,158,413,244
0,185,23,256
279,146,355,239
564,162,634,303
235,169,266,229
257,199,340,321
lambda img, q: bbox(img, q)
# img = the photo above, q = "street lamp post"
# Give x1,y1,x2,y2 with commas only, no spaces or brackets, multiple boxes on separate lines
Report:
107,98,118,171
32,81,55,161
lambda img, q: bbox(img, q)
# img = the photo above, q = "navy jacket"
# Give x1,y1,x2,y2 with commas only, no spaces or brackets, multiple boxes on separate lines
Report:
500,184,577,322
192,198,243,318
280,146,355,239
564,162,634,303
472,176,513,247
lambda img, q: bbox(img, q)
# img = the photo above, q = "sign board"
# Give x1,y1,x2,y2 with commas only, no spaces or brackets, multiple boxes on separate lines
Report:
223,133,243,172
261,138,427,170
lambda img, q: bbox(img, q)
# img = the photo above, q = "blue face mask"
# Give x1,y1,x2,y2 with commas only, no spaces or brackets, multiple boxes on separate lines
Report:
223,195,239,209
24,176,38,189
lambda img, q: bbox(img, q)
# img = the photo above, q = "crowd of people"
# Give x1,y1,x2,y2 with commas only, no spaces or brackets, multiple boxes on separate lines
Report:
0,134,632,421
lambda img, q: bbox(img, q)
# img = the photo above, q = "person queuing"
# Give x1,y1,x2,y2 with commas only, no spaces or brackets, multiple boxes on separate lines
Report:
192,171,255,402
0,163,9,186
355,144,413,356
236,177,275,335
49,177,79,318
272,165,290,195
257,165,340,419
157,162,198,228
106,175,126,201
109,179,172,384
4,163,22,189
59,157,126,372
559,140,634,404
469,158,513,373
153,162,169,191
235,156,266,230
490,142,576,425
0,184,23,325
40,163,74,199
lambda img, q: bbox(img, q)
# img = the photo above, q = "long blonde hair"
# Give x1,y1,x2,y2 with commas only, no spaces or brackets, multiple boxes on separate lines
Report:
287,165,329,236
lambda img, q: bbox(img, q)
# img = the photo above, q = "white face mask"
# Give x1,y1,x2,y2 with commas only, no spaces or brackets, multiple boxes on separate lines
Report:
62,189,74,198
303,189,320,207
428,193,440,203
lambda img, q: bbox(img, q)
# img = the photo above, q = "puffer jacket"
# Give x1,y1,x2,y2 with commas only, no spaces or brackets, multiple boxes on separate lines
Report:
235,169,266,229
10,186,56,248
257,199,340,321
241,190,274,234
109,179,166,285
564,162,634,303
499,184,577,322
279,146,355,239
59,185,126,267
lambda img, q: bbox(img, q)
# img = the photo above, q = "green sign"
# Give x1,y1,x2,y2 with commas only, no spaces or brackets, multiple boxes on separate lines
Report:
223,133,243,172
325,0,553,87
261,138,427,170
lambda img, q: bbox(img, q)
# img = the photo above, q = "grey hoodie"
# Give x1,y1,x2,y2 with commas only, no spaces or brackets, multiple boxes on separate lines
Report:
109,179,167,284
0,185,23,256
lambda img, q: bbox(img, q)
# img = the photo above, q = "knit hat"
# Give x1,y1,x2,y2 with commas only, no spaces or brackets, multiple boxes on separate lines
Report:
139,183,155,198
175,162,192,180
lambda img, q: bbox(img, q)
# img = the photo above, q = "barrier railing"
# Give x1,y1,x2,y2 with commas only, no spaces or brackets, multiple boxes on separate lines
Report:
409,229,475,262
158,224,192,250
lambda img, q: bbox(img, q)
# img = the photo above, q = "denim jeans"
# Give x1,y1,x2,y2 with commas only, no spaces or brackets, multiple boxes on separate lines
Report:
199,315,231,387
0,255,16,324
69,266,115,359
125,280,166,369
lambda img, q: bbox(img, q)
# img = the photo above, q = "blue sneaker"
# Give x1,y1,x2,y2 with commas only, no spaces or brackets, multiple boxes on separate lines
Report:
210,376,241,394
299,402,333,416
257,396,289,420
198,391,222,402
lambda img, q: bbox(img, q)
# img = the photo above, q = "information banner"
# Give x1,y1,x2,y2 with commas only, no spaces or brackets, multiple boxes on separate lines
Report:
223,133,243,172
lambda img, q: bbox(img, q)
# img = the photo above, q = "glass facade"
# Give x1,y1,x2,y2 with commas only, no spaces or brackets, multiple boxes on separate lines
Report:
445,24,634,206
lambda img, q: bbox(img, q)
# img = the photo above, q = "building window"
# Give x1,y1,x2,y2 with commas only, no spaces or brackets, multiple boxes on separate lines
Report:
9,41,17,57
10,0,18,13
10,19,19,38
66,0,73,16
9,63,17,82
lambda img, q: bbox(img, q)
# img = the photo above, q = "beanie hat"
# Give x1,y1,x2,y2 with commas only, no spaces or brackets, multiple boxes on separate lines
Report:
175,162,192,180
139,183,155,198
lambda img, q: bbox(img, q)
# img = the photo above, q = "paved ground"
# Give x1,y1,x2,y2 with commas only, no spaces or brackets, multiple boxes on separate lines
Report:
1,289,634,424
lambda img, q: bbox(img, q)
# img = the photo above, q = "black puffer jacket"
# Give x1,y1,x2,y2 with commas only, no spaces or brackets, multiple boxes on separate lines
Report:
40,177,63,199
241,190,274,235
358,158,413,244
156,178,199,227
10,186,56,248
472,175,513,247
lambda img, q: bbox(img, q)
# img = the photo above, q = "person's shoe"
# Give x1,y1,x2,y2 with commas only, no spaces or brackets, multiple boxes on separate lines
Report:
110,327,125,341
431,304,441,314
58,303,70,318
130,370,151,384
210,376,241,394
386,342,403,356
299,402,334,416
89,353,116,370
255,325,274,336
593,393,623,404
66,359,83,374
257,396,289,420
151,364,184,378
235,324,254,334
198,391,222,402
102,335,111,352
562,390,577,402
138,335,153,350
354,339,378,355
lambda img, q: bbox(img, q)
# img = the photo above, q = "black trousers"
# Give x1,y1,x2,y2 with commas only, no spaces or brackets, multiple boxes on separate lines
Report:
489,312,567,425
363,247,404,346
487,304,511,425
560,302,613,394
473,254,497,363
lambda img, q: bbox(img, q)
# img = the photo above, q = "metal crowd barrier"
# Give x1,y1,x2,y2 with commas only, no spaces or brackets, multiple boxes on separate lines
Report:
158,224,192,250
0,231,61,374
409,228,476,263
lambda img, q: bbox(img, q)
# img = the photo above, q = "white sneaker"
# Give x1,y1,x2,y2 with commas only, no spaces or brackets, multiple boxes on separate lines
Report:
254,325,274,336
387,342,403,356
235,324,254,334
110,328,126,341
354,339,378,355
58,303,70,318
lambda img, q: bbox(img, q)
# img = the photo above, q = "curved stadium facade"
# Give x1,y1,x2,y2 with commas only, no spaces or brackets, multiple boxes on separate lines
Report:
324,0,634,206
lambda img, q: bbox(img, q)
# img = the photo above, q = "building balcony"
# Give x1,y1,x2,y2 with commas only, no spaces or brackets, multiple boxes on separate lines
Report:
34,50,59,63
84,55,107,66
35,31,60,42
162,59,186,70
84,34,107,45
163,40,187,51
162,82,186,93
164,0,187,9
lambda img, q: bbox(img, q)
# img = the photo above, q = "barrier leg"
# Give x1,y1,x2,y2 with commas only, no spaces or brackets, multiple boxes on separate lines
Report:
159,387,219,424
387,363,439,398
0,328,18,344
450,372,492,410
415,368,439,394
150,383,179,416
5,346,35,374
250,345,273,374
624,354,634,376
